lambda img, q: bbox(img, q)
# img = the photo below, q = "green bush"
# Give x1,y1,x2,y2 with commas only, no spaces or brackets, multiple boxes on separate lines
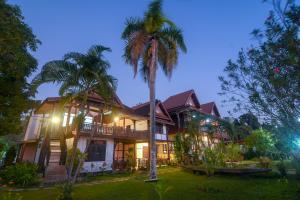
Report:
244,129,275,158
224,143,243,162
276,160,287,178
258,157,272,168
203,148,225,176
66,148,85,175
4,146,17,166
57,182,73,200
1,163,39,186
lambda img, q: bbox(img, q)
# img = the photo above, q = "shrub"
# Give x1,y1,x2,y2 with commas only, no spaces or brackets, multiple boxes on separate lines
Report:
276,160,287,178
57,182,73,200
1,163,39,186
66,148,85,175
4,146,17,166
244,129,275,158
203,148,225,176
224,143,243,162
258,157,272,168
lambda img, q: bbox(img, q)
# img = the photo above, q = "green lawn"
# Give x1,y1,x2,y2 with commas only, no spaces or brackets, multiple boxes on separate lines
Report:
1,167,300,200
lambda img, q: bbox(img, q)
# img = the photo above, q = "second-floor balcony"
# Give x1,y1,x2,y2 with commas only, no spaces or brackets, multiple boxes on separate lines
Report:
79,123,149,140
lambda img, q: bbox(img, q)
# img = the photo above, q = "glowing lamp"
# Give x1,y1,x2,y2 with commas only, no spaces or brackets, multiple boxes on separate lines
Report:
114,116,119,123
51,116,60,124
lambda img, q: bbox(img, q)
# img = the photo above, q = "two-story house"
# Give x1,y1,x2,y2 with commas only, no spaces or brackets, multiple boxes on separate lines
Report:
19,92,174,180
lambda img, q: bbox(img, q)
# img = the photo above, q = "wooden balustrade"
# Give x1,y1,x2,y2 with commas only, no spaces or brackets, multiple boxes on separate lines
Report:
80,123,149,140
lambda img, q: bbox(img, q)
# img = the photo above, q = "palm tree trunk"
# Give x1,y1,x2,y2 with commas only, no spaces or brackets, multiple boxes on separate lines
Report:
72,108,103,183
149,39,157,181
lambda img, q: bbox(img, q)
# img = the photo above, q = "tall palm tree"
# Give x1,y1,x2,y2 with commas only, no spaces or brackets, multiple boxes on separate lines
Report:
121,0,186,180
32,45,117,182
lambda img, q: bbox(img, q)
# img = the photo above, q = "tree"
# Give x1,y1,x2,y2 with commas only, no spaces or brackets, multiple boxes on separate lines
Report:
0,0,40,135
219,0,300,149
244,129,276,158
32,45,117,183
121,0,186,180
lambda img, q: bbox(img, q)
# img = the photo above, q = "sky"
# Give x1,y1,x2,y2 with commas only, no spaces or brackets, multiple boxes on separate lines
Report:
9,0,273,117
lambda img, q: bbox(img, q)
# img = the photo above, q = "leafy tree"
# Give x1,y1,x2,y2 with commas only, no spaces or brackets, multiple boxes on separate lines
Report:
0,0,40,135
244,129,276,157
219,0,300,150
121,0,186,180
238,112,260,130
32,45,117,183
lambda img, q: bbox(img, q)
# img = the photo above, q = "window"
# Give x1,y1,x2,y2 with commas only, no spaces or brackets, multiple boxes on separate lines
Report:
86,140,106,161
62,113,75,127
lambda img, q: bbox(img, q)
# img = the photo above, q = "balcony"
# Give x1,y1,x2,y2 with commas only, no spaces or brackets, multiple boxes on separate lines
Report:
79,123,149,140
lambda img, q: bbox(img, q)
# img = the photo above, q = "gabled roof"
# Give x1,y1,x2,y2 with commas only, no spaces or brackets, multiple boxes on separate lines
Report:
35,91,124,114
163,90,200,112
200,102,221,117
132,100,174,125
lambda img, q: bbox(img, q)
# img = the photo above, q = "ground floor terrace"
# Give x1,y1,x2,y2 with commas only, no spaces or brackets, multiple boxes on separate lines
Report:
1,167,299,200
74,136,175,173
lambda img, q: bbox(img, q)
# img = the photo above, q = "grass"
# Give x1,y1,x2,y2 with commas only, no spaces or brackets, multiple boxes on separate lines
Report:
1,167,300,200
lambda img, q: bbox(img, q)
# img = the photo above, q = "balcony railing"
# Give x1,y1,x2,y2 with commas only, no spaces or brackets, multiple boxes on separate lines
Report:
79,123,149,140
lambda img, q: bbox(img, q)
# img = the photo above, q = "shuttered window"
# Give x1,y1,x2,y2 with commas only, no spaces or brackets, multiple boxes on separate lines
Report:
86,140,106,161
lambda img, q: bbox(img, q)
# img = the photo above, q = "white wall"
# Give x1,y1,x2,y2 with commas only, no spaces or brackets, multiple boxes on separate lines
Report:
77,137,114,173
24,114,45,141
135,120,148,131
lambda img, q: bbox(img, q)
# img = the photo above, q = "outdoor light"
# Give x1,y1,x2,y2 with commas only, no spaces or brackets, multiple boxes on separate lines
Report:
297,117,300,122
114,116,119,123
51,116,60,124
192,115,196,118
205,118,210,123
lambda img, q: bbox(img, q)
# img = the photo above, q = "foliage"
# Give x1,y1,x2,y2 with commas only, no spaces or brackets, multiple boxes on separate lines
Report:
66,148,85,176
219,0,300,149
258,157,272,168
0,0,40,135
1,163,39,186
126,147,135,173
173,133,191,164
121,0,186,180
4,146,16,166
121,0,187,80
2,192,23,200
276,160,287,178
57,182,73,200
244,129,275,158
153,180,172,200
202,147,225,176
224,143,243,162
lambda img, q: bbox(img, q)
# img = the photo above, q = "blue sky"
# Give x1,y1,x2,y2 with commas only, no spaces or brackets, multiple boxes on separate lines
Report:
9,0,272,116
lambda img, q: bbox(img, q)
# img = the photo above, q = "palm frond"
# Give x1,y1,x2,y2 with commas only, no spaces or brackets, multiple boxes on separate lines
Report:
160,26,187,53
121,17,144,39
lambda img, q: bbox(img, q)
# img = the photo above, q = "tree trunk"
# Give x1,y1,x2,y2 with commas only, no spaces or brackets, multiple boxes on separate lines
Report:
149,39,157,181
72,108,103,183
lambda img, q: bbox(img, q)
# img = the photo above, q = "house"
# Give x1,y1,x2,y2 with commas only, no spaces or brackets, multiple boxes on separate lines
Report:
19,89,227,179
163,90,228,146
19,92,174,178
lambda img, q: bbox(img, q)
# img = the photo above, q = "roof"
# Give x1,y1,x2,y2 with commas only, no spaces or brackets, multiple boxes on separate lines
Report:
163,90,200,111
200,102,221,117
132,100,174,125
35,91,124,114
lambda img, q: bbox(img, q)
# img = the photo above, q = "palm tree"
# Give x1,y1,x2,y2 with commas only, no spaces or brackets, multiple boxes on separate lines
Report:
121,0,186,180
32,45,117,182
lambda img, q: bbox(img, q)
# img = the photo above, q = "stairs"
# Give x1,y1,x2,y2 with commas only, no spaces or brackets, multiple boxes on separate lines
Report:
44,139,67,183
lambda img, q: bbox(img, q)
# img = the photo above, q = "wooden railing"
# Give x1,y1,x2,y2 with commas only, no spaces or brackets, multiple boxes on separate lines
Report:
79,123,149,140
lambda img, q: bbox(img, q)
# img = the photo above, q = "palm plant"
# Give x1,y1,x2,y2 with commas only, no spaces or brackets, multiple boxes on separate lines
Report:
121,0,186,180
32,45,117,182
